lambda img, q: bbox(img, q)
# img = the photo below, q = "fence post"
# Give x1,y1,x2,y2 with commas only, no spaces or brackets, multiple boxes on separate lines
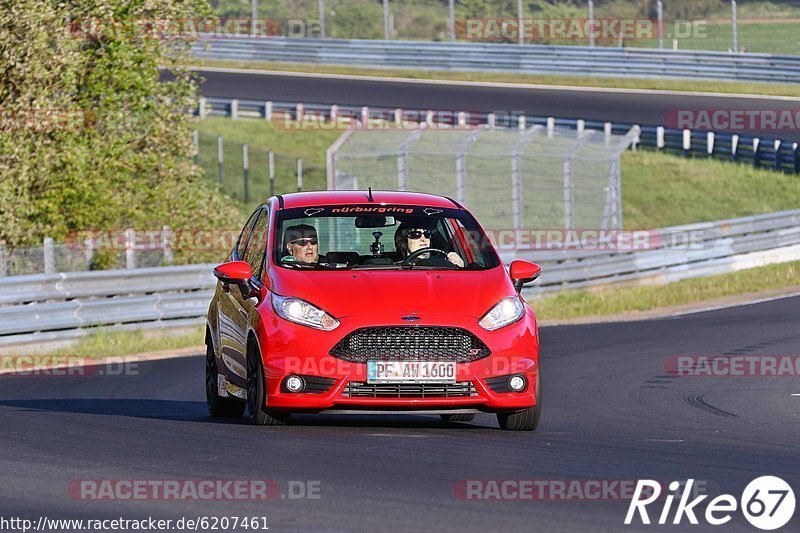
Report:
448,0,455,41
198,97,207,118
269,150,275,196
683,129,691,156
297,159,303,192
547,117,555,138
775,140,782,171
517,0,524,45
161,225,174,265
563,159,574,229
732,134,739,161
577,119,585,134
657,0,664,49
0,245,7,277
193,130,199,165
383,0,390,40
487,113,496,129
296,103,304,122
707,132,715,156
732,0,738,52
361,106,369,126
753,137,761,167
84,236,94,267
249,0,257,36
217,135,224,188
794,143,799,174
319,0,327,39
588,0,595,47
656,126,665,149
125,229,136,269
264,101,273,121
243,144,250,203
230,98,239,120
43,237,55,274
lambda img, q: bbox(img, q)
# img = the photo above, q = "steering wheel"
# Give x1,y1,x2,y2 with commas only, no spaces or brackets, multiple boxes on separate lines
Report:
402,247,449,266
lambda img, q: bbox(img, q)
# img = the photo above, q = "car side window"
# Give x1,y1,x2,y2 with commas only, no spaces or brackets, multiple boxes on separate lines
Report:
234,209,261,261
244,208,270,278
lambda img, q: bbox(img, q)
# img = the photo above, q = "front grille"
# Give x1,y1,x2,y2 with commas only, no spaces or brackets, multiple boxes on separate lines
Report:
343,381,478,398
330,326,491,363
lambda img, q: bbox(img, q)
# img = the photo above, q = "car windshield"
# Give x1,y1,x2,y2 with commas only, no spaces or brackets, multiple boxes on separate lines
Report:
274,204,500,271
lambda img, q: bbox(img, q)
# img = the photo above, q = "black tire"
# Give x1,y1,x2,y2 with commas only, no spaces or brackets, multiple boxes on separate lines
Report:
246,341,290,426
440,413,476,422
206,343,245,418
497,372,541,431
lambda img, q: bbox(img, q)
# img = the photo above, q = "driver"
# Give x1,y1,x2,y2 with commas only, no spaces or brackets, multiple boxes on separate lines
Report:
394,221,464,267
283,224,320,264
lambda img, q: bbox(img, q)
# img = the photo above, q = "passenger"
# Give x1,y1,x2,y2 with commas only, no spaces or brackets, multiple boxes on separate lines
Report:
394,222,464,267
283,224,320,264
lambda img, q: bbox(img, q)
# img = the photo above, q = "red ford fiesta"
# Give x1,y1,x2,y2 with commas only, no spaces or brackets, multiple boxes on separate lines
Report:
205,190,542,430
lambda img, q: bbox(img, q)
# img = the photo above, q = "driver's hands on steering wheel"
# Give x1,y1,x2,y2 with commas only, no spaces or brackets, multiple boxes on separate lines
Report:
446,252,465,267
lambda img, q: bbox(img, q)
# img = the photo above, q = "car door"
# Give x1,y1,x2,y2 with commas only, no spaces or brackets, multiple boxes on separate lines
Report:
222,207,271,390
218,208,262,391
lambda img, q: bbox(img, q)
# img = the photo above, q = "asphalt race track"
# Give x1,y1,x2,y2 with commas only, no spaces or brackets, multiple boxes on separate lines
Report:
192,69,800,142
1,296,798,532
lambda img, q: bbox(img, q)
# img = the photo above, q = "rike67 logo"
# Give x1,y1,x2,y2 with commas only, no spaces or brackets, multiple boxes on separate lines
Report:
626,477,795,530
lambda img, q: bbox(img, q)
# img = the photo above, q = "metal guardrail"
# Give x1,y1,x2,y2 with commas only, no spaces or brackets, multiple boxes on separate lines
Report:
198,97,800,175
191,37,800,84
2,210,799,347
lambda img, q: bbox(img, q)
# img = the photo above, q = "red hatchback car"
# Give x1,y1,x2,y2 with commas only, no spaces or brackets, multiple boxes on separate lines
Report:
205,191,542,430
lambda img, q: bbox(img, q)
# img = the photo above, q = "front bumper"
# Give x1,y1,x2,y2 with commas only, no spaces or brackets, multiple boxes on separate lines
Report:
259,311,539,414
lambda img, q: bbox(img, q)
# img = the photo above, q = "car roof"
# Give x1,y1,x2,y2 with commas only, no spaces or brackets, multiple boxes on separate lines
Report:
275,190,462,210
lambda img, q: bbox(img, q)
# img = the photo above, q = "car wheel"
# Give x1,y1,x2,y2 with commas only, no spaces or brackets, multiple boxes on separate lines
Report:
496,372,541,431
206,343,245,418
440,414,476,422
246,341,290,426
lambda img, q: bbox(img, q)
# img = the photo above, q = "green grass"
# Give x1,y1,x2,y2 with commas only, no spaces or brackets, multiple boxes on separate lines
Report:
621,150,800,229
530,260,800,321
37,325,205,359
194,58,800,98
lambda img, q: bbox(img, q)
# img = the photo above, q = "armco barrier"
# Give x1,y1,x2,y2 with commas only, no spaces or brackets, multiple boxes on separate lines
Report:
190,38,800,84
1,210,798,346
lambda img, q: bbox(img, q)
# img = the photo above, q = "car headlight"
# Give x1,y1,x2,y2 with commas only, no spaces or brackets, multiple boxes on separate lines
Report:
479,297,525,331
271,294,340,331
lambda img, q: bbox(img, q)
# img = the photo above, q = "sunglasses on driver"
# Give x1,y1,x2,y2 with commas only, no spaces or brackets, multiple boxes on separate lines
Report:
407,230,432,240
290,238,318,247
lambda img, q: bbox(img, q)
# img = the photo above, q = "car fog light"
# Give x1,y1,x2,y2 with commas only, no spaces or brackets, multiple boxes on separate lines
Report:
285,375,305,393
509,375,526,392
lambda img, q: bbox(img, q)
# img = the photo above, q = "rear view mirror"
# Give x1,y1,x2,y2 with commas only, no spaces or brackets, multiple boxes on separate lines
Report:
509,260,542,293
354,215,396,228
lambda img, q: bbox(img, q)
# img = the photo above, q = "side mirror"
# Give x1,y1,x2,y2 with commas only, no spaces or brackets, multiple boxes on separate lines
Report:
510,260,542,293
213,261,253,284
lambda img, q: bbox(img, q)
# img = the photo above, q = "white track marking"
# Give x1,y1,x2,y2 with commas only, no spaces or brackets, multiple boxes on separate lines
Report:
189,65,800,102
664,291,800,319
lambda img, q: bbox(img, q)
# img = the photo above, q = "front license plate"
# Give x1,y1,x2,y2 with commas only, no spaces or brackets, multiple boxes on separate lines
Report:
367,360,456,384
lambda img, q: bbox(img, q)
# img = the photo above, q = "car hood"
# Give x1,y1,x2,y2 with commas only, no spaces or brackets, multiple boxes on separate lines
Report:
267,266,514,319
